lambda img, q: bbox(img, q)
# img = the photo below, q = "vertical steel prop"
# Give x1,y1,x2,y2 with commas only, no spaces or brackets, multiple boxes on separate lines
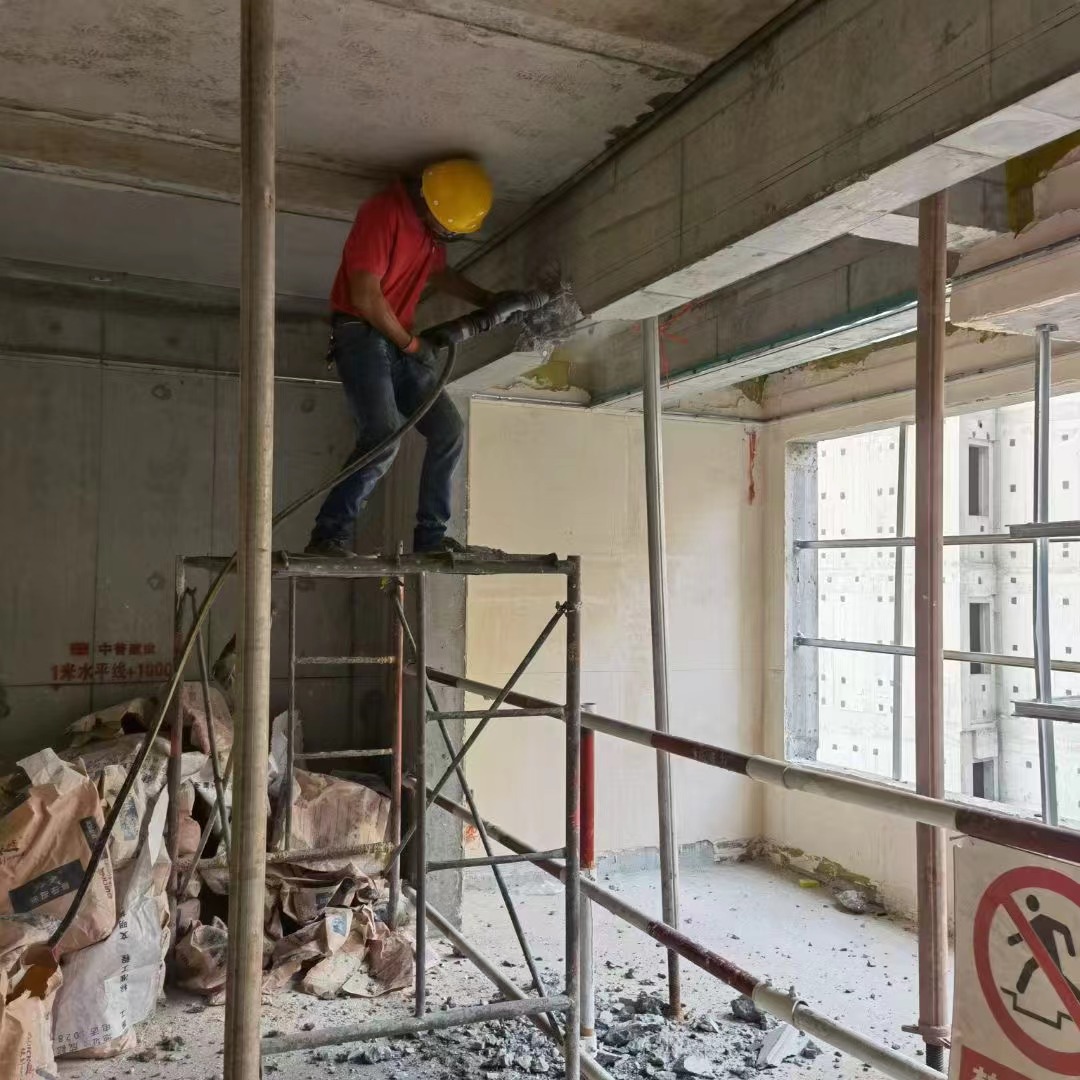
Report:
912,192,949,1072
224,0,276,1073
413,572,428,1018
580,719,597,1052
1033,322,1059,825
284,576,297,846
388,571,405,928
641,315,682,1018
165,562,187,966
564,557,583,1080
891,424,908,781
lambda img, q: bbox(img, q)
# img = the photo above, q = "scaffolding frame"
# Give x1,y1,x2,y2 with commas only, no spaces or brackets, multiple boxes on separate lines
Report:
204,16,1078,1071
175,550,585,1078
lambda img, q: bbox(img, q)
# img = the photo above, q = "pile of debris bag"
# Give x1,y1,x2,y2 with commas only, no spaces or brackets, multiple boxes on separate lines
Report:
0,684,411,1076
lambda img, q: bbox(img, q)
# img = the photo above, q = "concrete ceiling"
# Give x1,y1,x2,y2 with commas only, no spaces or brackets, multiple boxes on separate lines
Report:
0,0,794,294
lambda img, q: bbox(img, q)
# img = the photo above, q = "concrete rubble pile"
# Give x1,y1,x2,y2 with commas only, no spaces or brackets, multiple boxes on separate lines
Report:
0,685,408,1075
295,988,820,1079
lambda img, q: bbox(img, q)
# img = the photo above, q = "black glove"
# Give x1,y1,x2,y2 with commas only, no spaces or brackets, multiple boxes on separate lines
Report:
405,335,440,369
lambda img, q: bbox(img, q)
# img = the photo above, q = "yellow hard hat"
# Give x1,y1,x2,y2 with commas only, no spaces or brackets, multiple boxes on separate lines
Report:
421,159,494,235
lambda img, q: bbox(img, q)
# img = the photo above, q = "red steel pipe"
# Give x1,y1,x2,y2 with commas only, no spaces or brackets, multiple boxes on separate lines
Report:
404,776,757,997
581,728,596,871
387,573,405,928
424,668,1080,866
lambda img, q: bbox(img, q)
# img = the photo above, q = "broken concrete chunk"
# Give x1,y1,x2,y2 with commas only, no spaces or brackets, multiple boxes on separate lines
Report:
757,1023,808,1067
729,996,766,1027
835,889,870,914
348,1042,395,1065
675,1053,715,1077
628,990,667,1015
835,888,884,915
602,1026,630,1048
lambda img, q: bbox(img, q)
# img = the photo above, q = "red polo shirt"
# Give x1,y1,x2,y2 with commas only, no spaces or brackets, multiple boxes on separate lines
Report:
330,181,447,330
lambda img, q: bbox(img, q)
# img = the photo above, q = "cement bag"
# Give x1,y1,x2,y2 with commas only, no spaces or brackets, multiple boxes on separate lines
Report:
175,781,201,861
53,791,171,1059
287,770,389,874
68,697,154,748
61,734,170,868
264,908,353,991
0,750,115,957
175,918,228,995
179,682,233,758
0,947,61,1080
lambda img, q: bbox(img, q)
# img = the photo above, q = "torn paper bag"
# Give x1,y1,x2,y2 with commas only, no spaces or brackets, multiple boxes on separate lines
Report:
0,749,115,957
53,791,171,1058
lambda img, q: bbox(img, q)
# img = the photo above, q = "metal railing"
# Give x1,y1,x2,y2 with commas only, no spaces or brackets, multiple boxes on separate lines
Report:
415,665,1080,1080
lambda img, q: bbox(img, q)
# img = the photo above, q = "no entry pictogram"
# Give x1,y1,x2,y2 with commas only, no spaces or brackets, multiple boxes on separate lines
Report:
973,864,1080,1074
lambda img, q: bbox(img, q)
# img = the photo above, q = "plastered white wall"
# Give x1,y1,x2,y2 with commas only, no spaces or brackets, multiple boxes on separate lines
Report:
464,401,764,854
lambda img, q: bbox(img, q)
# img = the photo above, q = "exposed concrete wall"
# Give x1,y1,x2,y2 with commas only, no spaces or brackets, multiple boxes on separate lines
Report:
463,400,763,854
0,273,469,915
0,279,370,761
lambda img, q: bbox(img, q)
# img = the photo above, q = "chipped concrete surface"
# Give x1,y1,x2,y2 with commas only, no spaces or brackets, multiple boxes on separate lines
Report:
0,0,792,315
0,0,781,203
59,860,930,1080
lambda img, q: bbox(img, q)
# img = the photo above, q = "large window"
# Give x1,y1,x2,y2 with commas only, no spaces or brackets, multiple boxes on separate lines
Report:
786,395,1080,826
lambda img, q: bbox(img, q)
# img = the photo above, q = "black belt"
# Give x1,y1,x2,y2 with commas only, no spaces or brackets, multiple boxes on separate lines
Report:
330,311,368,329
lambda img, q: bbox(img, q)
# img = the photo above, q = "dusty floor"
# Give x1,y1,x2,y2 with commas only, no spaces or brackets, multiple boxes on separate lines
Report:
59,860,935,1080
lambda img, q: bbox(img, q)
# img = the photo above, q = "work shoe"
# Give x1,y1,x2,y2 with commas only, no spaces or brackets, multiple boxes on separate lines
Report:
304,537,357,558
414,536,470,555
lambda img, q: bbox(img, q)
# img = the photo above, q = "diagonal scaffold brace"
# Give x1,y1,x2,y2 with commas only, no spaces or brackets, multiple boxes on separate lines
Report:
389,586,563,1034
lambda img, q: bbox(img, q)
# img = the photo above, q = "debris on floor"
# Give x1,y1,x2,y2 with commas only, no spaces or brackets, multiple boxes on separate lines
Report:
756,1024,808,1067
281,985,814,1080
833,889,884,917
0,684,405,1072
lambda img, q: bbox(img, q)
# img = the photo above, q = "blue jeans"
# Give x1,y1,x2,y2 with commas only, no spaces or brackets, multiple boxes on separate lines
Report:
311,320,464,550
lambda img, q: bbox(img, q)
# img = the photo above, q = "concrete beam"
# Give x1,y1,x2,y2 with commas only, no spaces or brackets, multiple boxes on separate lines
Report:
0,107,382,221
850,173,1008,251
585,237,927,412
447,0,1080,321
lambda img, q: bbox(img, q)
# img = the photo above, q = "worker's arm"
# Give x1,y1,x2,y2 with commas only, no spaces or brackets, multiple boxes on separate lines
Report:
347,270,419,352
429,267,494,309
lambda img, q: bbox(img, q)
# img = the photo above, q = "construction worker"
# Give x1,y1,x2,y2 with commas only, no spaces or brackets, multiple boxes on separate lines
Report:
306,158,500,557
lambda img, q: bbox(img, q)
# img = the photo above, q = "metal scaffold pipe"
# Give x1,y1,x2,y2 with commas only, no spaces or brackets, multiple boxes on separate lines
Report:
403,887,614,1080
224,0,276,1075
641,315,682,1018
416,783,941,1080
1034,322,1059,825
422,667,1080,866
912,191,948,1070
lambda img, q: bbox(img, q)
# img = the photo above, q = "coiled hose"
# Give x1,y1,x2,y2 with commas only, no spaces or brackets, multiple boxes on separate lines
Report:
48,338,459,948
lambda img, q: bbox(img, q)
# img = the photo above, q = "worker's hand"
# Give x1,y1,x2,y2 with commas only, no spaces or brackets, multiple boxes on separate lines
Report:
405,334,440,369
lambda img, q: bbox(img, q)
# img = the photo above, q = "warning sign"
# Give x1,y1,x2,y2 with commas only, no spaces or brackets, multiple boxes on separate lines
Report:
951,838,1080,1080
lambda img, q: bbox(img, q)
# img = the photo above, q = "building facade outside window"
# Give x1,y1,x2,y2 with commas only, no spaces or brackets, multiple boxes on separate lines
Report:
786,394,1080,826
